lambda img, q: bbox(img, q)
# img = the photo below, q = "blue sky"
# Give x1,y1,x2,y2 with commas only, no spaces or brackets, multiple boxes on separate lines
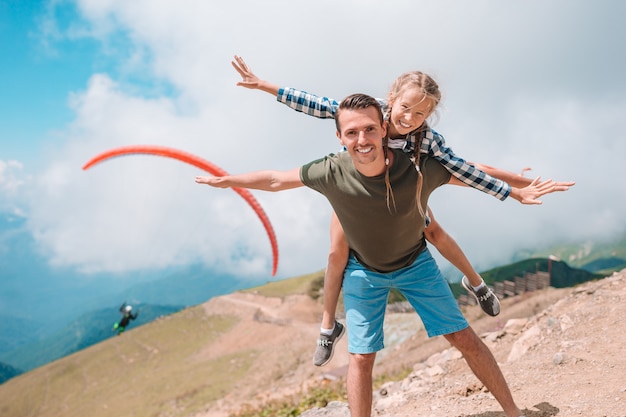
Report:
1,0,626,285
1,2,87,158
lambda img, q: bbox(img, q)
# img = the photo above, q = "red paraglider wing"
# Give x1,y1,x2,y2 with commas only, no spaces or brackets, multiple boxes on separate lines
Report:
82,145,279,276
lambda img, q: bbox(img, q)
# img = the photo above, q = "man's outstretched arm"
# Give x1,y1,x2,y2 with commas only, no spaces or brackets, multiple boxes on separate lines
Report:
195,168,303,191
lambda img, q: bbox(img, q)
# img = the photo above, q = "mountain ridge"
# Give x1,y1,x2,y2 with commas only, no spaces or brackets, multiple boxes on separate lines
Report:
0,254,609,384
1,265,624,416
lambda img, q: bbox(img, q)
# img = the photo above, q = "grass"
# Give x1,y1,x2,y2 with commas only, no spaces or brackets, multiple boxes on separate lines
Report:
228,363,415,417
373,364,413,389
243,270,325,299
232,380,348,417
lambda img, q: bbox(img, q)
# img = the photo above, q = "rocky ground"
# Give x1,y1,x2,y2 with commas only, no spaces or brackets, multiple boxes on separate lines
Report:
196,269,626,417
302,269,626,417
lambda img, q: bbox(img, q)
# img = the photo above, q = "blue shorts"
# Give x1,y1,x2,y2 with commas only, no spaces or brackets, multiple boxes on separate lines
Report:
342,249,468,354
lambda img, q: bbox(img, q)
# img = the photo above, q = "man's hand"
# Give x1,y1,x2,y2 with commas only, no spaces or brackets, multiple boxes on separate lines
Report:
520,167,533,177
195,175,228,188
509,177,575,204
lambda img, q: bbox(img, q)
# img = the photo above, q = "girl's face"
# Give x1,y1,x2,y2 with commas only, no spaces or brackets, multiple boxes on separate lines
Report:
388,88,434,137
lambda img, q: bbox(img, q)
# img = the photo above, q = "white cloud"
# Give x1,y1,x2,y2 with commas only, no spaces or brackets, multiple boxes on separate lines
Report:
0,160,29,217
0,160,25,192
428,94,626,271
23,71,334,278
19,0,626,279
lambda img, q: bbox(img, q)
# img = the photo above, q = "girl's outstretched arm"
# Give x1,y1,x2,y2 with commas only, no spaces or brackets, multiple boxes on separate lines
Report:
471,163,534,188
232,55,344,119
447,162,575,204
507,177,575,205
231,55,280,95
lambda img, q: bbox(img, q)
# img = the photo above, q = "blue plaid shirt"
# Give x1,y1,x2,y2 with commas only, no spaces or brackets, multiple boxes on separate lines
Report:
277,87,512,200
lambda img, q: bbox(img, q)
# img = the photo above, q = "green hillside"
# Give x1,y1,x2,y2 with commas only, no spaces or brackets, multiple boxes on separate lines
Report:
0,306,243,417
0,316,44,355
0,304,182,374
0,362,21,385
243,269,325,299
483,258,604,288
514,233,626,274
448,258,604,298
0,271,326,385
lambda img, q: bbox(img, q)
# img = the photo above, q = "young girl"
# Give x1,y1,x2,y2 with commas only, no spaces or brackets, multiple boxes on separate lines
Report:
231,55,570,366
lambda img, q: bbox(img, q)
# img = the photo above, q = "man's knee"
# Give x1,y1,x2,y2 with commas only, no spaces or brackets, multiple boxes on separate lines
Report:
444,327,481,351
349,352,376,370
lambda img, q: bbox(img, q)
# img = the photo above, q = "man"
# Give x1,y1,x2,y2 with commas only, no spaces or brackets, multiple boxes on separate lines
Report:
113,302,139,335
195,94,569,417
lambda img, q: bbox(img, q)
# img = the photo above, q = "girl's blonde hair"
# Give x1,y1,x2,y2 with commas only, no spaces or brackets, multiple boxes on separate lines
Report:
387,71,442,219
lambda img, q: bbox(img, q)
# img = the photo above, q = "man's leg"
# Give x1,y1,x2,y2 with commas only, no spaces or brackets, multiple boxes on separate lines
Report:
342,257,389,416
444,327,523,417
398,250,521,416
347,352,376,417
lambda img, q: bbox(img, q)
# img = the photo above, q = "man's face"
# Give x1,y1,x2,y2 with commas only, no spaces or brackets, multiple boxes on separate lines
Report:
336,106,387,174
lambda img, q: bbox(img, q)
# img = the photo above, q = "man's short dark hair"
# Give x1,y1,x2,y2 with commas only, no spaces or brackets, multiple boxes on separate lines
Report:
335,94,384,132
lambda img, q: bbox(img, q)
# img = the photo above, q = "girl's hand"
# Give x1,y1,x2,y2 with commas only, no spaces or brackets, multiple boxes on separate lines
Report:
510,177,575,204
232,55,261,89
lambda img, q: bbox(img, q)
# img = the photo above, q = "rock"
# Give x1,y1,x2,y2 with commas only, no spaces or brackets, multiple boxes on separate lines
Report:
507,325,541,362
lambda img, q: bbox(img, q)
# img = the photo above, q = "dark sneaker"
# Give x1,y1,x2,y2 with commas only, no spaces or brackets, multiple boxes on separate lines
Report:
462,276,501,317
313,321,345,367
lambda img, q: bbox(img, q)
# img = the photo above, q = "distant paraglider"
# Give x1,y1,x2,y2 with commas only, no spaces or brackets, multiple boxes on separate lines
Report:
113,302,139,335
82,145,279,276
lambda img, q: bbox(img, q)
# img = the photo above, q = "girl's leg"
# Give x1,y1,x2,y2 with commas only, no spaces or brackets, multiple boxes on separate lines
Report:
313,211,349,366
424,207,500,316
423,207,482,286
321,211,349,329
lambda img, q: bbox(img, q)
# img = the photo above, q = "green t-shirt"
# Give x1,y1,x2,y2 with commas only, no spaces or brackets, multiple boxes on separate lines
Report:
300,149,451,272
